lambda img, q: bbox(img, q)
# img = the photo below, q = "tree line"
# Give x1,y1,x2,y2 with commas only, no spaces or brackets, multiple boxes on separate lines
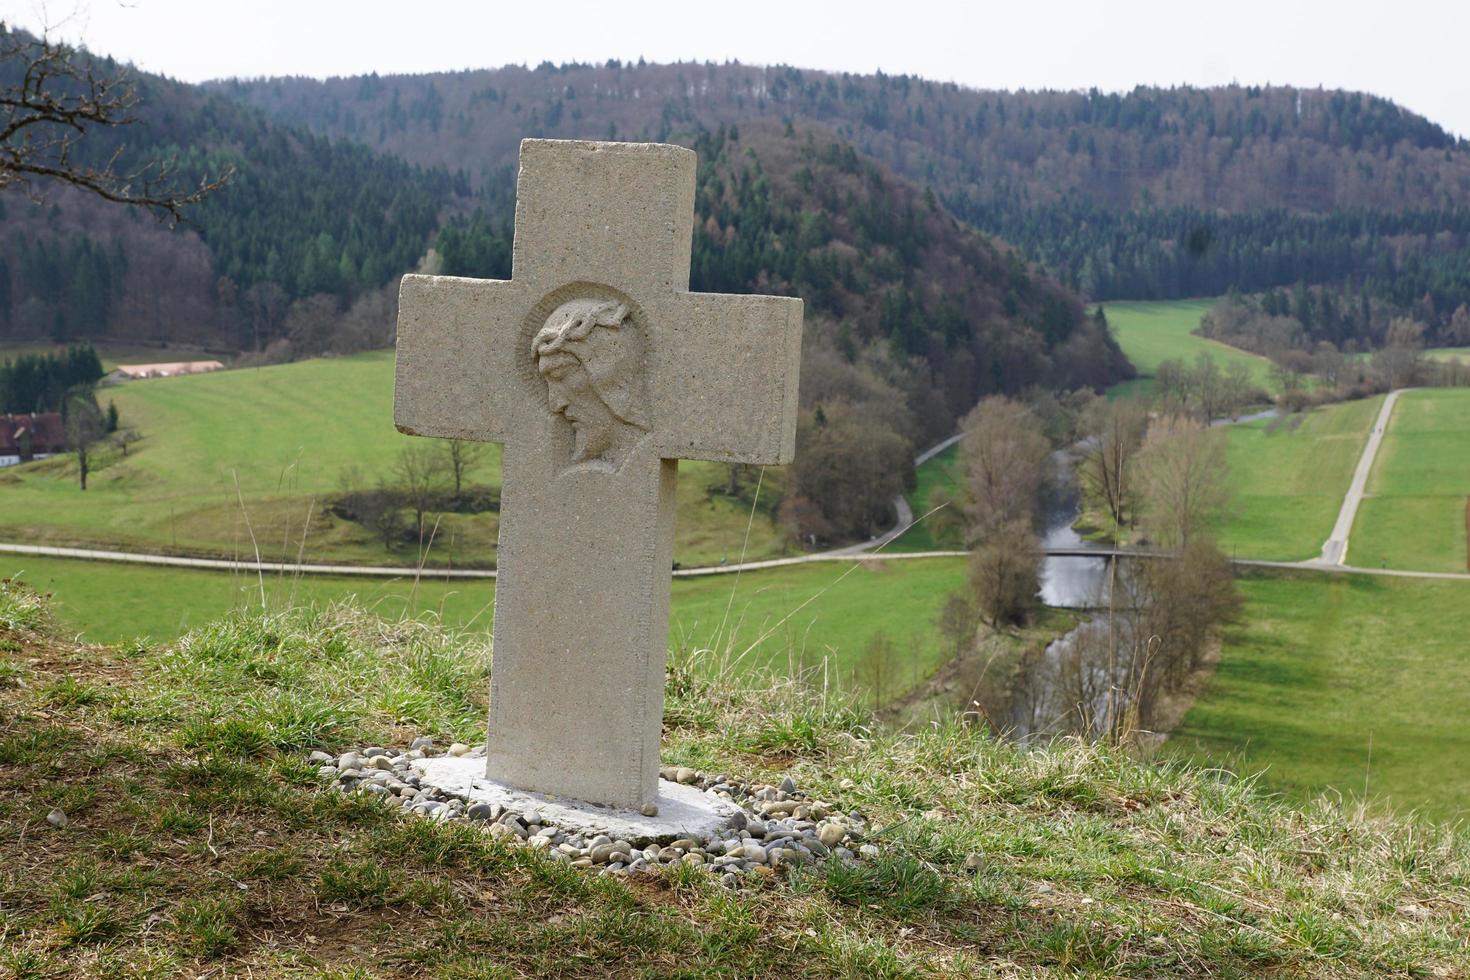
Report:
0,345,104,413
1199,285,1470,354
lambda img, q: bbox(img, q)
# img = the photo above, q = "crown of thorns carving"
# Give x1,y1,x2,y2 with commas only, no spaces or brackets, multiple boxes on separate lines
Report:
531,300,630,368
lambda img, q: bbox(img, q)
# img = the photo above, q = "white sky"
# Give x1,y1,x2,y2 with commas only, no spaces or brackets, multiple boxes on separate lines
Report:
7,0,1470,138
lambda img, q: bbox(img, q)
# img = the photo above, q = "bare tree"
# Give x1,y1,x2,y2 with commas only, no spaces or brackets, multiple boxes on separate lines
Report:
958,396,1050,544
366,481,406,550
935,592,981,660
788,401,911,541
1,25,230,222
1221,360,1258,418
396,446,447,541
968,519,1041,627
1450,305,1470,345
242,281,288,351
1269,349,1312,395
1310,342,1348,391
1135,415,1229,551
1192,354,1226,421
444,438,484,502
1078,396,1148,530
62,389,102,490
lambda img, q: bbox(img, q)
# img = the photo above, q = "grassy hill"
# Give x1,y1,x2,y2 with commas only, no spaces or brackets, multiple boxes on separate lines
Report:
1101,300,1275,400
0,353,788,568
1426,346,1470,363
2,582,1466,976
1353,388,1470,572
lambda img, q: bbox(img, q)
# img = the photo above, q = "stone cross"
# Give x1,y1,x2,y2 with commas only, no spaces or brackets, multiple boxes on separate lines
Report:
394,139,803,811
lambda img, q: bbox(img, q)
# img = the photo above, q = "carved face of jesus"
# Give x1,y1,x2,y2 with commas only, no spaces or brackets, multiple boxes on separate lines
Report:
540,358,620,462
532,298,650,466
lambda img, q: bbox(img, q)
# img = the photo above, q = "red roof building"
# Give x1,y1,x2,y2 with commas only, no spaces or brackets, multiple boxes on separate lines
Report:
0,413,66,466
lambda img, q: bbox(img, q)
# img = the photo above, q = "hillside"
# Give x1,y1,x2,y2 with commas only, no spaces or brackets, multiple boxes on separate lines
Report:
2,582,1467,976
0,27,471,349
216,64,1470,316
440,123,1129,418
0,352,790,568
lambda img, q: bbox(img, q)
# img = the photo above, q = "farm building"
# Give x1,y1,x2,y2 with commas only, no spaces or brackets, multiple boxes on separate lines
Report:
0,412,65,467
109,360,224,381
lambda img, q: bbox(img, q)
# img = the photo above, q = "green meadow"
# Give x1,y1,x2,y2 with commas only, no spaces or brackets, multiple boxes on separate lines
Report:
1171,568,1470,823
6,554,966,693
0,351,788,568
890,443,964,552
1101,299,1275,399
1351,388,1470,573
1214,397,1381,561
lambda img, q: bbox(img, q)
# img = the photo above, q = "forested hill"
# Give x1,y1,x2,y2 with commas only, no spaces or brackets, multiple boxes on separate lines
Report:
0,32,471,348
216,63,1470,318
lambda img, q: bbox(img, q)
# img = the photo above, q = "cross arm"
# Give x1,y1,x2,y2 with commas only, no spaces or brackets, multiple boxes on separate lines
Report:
651,292,803,465
394,274,528,445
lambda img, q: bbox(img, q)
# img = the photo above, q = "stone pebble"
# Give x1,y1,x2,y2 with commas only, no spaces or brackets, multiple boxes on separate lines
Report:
322,742,882,889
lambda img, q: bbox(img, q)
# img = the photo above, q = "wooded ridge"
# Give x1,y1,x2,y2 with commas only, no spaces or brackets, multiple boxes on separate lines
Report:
217,62,1470,317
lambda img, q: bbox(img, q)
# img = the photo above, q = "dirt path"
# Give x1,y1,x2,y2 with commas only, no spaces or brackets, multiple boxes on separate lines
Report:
1319,389,1402,565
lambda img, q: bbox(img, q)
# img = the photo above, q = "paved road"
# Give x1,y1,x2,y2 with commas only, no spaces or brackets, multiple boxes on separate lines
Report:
6,538,1467,582
1319,389,1402,565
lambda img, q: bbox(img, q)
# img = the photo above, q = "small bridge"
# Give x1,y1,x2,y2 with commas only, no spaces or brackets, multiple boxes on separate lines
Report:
1042,547,1165,560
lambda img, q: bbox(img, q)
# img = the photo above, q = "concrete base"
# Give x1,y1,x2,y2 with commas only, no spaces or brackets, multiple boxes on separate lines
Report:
411,756,742,843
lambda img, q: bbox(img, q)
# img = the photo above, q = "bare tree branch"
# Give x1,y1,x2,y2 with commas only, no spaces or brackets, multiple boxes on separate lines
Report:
0,23,231,224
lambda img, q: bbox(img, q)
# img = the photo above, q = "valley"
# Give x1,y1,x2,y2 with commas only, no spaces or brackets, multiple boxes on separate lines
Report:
8,298,1466,823
3,19,1469,977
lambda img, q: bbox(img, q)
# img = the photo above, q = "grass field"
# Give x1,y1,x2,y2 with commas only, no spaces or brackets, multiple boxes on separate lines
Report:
7,582,1464,977
1213,397,1382,561
6,554,967,693
890,444,965,552
1171,568,1470,823
1350,388,1470,573
1101,299,1275,399
1426,347,1470,364
0,351,788,568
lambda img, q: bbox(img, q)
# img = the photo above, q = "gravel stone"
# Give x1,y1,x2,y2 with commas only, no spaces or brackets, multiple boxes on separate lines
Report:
319,739,881,891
